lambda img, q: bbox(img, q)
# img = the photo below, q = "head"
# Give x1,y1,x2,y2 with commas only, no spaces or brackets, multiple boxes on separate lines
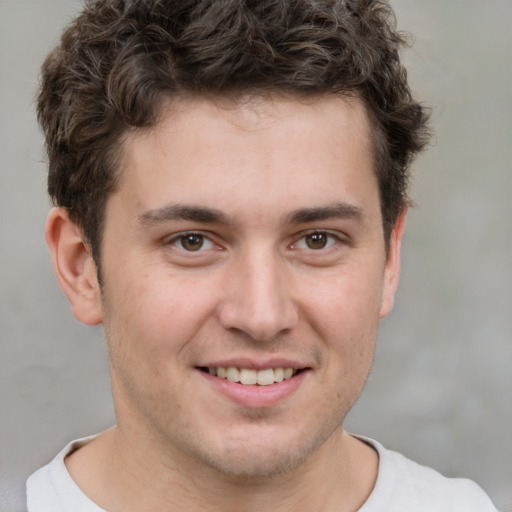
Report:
38,0,429,277
40,0,431,482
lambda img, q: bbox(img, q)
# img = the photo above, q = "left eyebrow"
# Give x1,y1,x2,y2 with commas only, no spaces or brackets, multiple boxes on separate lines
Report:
285,202,366,225
137,204,230,226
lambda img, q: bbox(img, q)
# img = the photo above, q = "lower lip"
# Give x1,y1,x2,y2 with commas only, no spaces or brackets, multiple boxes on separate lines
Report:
198,369,309,408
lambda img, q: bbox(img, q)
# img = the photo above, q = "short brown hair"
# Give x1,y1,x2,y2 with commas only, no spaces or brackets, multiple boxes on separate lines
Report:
38,0,430,268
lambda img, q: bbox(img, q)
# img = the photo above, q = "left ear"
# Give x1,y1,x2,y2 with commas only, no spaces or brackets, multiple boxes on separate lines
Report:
379,209,407,319
45,207,103,326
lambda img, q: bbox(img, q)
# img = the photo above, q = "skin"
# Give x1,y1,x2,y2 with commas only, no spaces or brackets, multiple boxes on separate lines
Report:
46,94,405,512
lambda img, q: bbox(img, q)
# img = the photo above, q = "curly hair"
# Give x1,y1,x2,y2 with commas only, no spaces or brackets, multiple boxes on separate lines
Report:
38,0,430,267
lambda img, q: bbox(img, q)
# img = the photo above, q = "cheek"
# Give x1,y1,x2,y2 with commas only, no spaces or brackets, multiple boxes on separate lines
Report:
102,268,219,362
299,263,384,341
102,273,220,410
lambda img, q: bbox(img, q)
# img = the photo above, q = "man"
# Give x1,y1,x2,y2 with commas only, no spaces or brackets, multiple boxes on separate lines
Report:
27,0,498,510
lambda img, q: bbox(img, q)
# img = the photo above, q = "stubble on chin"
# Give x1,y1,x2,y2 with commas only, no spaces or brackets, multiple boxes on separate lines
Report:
180,416,346,481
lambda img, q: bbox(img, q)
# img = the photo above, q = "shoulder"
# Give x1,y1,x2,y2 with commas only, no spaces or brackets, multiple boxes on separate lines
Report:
26,435,105,512
356,436,498,512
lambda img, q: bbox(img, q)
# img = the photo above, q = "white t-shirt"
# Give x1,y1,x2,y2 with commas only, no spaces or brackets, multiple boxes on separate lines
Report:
26,435,498,512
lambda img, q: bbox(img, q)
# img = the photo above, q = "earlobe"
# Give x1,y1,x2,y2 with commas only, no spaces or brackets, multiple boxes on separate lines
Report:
45,207,103,326
379,210,407,319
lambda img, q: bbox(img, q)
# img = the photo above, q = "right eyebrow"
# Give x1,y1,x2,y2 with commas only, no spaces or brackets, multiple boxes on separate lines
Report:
285,202,366,225
137,204,230,226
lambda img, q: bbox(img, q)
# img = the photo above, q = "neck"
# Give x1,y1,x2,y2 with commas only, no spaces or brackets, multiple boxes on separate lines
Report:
65,426,378,512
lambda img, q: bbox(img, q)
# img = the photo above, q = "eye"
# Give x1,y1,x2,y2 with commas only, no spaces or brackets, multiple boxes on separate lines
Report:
293,231,339,251
168,232,215,252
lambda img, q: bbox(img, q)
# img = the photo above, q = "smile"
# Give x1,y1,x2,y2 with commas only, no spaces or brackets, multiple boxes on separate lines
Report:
201,367,299,385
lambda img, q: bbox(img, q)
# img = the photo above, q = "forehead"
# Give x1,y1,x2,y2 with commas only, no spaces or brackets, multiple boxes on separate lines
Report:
112,94,378,225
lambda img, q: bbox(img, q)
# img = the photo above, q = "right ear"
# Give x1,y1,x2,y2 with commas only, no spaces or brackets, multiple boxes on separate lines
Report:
45,207,103,326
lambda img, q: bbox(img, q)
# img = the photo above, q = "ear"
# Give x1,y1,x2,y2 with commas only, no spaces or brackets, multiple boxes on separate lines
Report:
45,207,103,325
379,209,407,319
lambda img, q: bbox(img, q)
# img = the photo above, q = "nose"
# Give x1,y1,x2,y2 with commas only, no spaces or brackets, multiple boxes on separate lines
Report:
217,248,299,342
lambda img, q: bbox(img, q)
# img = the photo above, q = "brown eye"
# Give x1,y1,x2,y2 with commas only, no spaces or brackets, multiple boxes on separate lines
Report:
305,232,328,250
168,232,216,253
180,234,204,251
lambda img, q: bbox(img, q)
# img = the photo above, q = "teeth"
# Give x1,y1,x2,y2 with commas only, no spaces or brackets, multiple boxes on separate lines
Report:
257,368,275,386
283,368,294,379
226,367,240,383
240,369,257,385
208,366,298,385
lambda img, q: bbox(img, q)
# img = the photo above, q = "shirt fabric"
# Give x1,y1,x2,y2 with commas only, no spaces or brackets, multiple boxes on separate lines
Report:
26,434,498,512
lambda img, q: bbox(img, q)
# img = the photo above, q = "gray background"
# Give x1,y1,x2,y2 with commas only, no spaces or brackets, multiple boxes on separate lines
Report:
1,1,511,511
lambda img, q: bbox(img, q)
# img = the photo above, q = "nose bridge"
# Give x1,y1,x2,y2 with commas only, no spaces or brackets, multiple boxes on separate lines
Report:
217,243,298,341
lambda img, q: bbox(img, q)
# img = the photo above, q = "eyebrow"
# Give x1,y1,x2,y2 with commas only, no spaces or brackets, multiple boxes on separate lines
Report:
285,202,365,225
137,201,365,227
137,204,229,226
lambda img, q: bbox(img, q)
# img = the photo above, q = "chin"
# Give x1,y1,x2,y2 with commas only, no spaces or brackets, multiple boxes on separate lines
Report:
190,424,337,479
203,451,301,479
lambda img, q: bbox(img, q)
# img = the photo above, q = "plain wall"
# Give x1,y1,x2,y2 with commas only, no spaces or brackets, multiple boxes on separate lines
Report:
1,1,511,511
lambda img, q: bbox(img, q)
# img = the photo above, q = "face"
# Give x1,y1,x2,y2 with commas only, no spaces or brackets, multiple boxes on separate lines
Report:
95,95,402,477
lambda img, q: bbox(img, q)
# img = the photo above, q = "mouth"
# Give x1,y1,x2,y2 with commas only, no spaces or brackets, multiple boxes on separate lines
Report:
197,366,302,386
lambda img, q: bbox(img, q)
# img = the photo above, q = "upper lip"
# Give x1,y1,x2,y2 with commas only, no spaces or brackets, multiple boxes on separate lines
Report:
196,357,310,371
